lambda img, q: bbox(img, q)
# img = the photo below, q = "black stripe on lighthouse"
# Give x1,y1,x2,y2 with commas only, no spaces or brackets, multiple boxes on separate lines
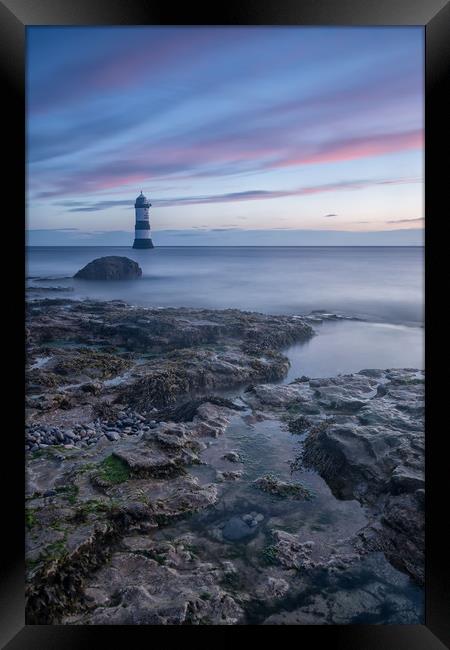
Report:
132,191,154,249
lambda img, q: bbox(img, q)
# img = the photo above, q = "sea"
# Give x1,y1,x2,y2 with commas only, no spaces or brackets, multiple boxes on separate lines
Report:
26,245,424,378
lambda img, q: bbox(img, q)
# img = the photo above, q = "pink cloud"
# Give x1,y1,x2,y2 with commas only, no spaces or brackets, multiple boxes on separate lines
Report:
273,129,423,168
31,125,423,200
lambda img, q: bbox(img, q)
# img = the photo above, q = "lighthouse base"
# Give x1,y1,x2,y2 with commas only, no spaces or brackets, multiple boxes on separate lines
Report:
133,238,154,249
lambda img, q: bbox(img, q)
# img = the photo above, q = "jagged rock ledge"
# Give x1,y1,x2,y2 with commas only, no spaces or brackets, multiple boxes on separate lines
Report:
25,299,314,448
245,368,424,585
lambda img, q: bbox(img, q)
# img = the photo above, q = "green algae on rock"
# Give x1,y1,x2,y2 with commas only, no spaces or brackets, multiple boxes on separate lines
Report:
253,474,314,500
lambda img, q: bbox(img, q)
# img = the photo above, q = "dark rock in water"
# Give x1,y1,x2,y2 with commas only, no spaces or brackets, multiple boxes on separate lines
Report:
222,451,241,463
74,257,142,281
222,516,256,541
157,395,244,423
253,474,313,500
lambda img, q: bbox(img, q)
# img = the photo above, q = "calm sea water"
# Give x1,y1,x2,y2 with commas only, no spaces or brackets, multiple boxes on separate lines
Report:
26,246,424,376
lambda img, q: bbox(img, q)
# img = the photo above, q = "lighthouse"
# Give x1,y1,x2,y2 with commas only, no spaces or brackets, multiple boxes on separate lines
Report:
132,191,154,249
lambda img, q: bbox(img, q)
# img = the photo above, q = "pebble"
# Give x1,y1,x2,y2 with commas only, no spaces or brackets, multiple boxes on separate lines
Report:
25,409,149,452
242,512,263,527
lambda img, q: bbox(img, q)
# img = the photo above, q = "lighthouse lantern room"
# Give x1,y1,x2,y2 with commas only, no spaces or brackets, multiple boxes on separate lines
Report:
133,191,154,249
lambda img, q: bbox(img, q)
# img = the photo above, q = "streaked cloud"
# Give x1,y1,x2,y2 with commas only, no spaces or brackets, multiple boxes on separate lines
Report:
27,27,424,237
57,177,421,212
385,217,424,224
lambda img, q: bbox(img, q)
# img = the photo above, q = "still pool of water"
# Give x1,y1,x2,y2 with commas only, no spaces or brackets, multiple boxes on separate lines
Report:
152,406,424,624
284,320,424,381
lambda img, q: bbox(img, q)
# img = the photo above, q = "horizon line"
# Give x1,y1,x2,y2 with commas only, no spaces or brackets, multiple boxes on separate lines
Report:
25,244,424,248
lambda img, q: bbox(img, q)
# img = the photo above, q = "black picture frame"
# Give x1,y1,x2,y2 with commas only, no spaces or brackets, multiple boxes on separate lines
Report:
1,0,449,647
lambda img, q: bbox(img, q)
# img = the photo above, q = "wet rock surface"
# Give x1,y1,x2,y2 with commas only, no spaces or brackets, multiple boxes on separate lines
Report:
25,297,424,624
25,298,314,623
65,551,244,625
25,298,313,442
247,368,425,585
25,404,226,624
253,474,314,500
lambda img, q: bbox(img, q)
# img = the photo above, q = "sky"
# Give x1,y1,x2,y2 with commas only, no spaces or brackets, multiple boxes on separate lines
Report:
26,26,424,246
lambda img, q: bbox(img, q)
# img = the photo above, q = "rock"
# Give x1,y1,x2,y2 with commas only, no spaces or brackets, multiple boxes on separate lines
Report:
243,368,424,587
26,300,315,440
74,257,142,281
216,470,243,482
253,474,313,500
261,552,422,625
113,446,178,477
80,382,102,395
390,467,424,494
270,530,317,571
299,369,425,584
222,516,257,541
222,451,241,463
255,576,289,601
66,552,243,625
242,512,263,527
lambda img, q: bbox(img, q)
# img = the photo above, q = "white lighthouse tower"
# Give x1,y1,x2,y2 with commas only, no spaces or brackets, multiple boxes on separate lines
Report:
132,191,154,249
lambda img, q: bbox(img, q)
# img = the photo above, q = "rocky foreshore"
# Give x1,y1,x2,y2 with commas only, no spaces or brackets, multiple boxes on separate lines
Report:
245,369,425,585
25,298,424,625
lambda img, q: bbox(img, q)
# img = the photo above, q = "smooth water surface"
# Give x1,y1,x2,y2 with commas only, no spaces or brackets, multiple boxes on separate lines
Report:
27,246,423,325
285,320,424,380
